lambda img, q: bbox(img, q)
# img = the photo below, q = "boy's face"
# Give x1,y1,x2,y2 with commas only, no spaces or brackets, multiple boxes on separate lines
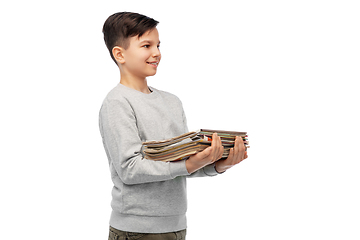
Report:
120,28,161,79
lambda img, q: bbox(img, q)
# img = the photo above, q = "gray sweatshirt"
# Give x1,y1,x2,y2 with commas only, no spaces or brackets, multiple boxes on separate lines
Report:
99,84,218,233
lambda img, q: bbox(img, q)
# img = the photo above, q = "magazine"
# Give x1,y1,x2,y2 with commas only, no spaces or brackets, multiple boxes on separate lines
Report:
143,129,249,162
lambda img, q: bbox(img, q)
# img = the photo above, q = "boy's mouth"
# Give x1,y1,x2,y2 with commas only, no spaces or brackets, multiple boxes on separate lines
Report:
147,61,159,67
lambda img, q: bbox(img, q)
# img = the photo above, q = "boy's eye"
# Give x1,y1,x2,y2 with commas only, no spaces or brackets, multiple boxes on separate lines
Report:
142,44,160,49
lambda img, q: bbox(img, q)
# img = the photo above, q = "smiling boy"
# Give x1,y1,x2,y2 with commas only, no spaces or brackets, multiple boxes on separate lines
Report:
99,12,247,240
113,26,160,93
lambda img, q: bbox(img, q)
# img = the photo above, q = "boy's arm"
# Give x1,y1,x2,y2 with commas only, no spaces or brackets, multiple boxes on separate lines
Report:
99,98,189,185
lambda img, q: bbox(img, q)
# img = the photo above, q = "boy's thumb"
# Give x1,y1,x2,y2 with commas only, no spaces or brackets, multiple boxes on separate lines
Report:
202,146,212,156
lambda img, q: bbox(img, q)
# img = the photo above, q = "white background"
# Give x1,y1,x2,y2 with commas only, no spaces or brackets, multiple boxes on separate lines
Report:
1,0,359,239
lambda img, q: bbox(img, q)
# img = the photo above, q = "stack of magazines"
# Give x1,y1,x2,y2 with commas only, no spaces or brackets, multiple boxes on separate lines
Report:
142,129,249,162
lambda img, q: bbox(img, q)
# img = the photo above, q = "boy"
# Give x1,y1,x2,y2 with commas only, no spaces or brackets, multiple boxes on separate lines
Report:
99,12,248,240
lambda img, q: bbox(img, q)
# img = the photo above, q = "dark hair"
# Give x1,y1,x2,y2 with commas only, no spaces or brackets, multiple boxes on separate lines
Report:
102,12,159,64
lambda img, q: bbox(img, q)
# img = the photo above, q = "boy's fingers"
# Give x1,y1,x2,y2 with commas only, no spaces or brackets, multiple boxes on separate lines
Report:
211,133,221,160
219,146,224,159
228,148,234,161
212,133,219,147
237,136,246,152
199,147,212,159
233,136,246,163
233,137,240,156
217,136,224,160
240,136,246,151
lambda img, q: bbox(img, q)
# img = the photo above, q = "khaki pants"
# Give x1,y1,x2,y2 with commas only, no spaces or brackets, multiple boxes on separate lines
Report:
109,226,186,240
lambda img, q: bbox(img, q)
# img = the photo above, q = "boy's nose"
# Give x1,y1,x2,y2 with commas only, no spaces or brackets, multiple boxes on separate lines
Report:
152,48,161,58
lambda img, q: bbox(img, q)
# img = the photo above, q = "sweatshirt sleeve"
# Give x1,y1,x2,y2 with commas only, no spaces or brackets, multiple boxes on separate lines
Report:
99,97,190,185
188,163,219,177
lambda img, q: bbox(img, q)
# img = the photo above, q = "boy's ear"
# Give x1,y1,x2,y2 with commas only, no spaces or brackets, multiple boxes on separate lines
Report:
112,46,125,64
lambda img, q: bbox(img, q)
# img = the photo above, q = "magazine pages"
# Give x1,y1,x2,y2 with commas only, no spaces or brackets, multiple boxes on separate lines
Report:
142,129,249,162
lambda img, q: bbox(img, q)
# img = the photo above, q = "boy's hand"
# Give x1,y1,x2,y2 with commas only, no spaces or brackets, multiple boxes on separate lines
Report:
215,136,248,173
186,133,224,174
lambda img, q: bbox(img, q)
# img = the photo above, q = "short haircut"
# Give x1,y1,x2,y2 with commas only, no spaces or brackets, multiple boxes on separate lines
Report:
102,12,159,64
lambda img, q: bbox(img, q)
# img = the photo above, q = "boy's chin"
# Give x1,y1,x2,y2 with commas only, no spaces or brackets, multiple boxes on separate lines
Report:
147,71,157,77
